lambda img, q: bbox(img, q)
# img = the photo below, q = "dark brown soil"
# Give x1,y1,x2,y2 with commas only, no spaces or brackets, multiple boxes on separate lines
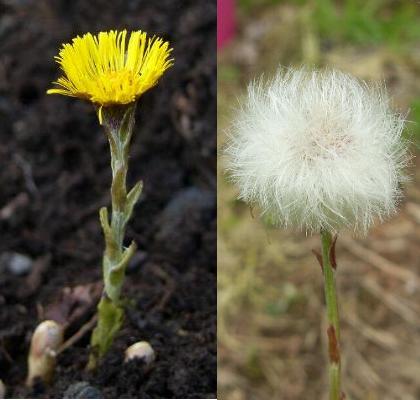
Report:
0,0,216,398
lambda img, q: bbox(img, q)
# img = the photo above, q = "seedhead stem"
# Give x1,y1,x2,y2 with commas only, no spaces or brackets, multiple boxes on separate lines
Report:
320,230,343,400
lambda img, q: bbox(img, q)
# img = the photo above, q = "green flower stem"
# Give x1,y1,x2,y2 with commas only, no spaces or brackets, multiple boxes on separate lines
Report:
87,103,142,370
320,230,342,400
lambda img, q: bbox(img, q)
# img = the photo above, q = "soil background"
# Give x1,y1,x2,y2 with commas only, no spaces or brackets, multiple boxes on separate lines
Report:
0,0,216,398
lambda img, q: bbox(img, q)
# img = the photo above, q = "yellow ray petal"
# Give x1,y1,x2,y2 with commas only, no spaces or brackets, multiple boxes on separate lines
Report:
47,30,173,106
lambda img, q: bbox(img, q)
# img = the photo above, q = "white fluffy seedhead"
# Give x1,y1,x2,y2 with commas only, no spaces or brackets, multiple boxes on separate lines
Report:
225,67,409,235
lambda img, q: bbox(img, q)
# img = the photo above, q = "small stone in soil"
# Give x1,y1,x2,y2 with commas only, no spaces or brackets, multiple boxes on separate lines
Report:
154,187,214,257
125,341,156,367
63,382,102,399
0,252,33,276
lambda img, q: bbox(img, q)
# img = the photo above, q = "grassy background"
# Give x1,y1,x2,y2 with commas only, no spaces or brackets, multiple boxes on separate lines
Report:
218,1,420,399
238,0,420,46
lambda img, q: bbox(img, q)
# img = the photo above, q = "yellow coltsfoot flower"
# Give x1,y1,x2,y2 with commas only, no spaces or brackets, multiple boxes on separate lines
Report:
47,29,173,371
47,29,173,121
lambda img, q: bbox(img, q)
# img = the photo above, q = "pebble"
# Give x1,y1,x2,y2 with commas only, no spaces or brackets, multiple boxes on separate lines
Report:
125,341,156,368
0,252,33,276
63,382,102,399
154,187,215,259
156,187,214,240
161,187,214,218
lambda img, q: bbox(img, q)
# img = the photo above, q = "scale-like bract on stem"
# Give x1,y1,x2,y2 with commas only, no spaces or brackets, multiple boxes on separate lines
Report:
225,68,409,234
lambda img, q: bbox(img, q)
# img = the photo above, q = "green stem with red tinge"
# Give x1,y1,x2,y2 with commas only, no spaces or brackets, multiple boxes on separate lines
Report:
320,230,343,400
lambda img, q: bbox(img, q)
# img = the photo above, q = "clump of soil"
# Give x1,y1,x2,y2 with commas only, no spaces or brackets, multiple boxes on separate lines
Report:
0,0,216,398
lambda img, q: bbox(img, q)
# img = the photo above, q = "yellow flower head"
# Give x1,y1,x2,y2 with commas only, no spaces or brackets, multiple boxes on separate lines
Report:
47,30,173,107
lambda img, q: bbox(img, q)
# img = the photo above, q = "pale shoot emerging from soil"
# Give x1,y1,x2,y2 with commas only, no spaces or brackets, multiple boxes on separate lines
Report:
48,29,173,369
225,68,409,400
26,320,64,387
0,378,6,399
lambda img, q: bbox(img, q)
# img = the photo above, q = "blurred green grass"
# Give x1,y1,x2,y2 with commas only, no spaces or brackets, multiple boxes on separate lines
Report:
410,98,420,147
313,0,420,47
239,0,420,48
